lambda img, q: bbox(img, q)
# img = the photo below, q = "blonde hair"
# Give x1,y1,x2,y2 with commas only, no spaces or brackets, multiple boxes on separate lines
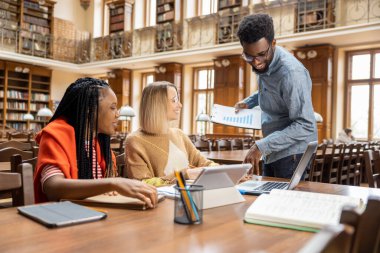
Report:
140,81,178,134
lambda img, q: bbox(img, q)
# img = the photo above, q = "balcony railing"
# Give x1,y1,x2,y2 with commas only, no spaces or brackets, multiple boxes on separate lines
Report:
0,0,378,64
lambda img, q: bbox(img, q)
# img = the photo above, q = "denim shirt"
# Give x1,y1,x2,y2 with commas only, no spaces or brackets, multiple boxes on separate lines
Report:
243,46,317,164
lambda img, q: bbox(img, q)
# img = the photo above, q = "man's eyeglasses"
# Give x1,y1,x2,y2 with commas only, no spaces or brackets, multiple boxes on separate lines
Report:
241,45,272,62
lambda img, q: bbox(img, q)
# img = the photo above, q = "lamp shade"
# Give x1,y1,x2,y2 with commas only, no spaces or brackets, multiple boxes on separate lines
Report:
119,105,135,117
196,112,210,122
37,107,53,117
23,113,34,120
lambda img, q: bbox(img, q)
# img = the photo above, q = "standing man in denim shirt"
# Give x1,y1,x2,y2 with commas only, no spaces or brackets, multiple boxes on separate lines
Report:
235,14,317,179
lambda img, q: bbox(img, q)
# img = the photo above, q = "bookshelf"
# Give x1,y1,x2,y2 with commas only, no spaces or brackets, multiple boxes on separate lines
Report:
296,0,335,32
217,0,245,44
20,0,55,57
0,0,20,50
108,0,134,34
1,61,51,131
155,0,181,52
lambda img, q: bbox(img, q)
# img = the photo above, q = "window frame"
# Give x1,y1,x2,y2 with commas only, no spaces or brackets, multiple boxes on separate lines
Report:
346,48,380,140
192,66,215,134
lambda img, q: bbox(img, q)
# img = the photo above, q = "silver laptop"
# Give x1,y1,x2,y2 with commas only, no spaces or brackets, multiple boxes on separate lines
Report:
193,163,252,190
236,141,318,195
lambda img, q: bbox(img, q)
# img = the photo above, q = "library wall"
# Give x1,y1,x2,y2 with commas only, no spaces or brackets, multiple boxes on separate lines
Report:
50,70,84,101
54,0,92,32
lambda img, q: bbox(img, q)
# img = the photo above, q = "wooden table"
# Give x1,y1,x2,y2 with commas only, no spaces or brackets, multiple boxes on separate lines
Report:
1,180,380,253
201,150,248,164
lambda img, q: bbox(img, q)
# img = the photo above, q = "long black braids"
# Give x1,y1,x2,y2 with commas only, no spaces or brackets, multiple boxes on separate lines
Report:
49,77,113,179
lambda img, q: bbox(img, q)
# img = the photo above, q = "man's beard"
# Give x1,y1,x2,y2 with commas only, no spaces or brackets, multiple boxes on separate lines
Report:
251,63,270,74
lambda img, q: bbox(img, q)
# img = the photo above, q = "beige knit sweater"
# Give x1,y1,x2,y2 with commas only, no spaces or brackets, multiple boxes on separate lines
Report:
125,128,214,182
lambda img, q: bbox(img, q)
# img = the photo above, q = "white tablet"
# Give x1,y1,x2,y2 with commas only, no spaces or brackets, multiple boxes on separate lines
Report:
193,163,251,190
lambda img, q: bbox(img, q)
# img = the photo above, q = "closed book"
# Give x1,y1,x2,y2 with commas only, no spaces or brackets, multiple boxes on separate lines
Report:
244,189,363,232
68,194,165,210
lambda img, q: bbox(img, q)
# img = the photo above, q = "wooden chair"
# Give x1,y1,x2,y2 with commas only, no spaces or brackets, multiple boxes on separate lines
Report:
0,163,35,207
298,224,354,253
339,144,354,185
347,144,362,186
364,150,380,188
194,139,212,152
230,138,244,150
309,143,327,182
110,137,124,155
116,152,126,178
325,144,343,184
10,154,38,174
7,131,33,142
0,140,33,151
214,139,232,151
0,147,34,164
339,196,380,253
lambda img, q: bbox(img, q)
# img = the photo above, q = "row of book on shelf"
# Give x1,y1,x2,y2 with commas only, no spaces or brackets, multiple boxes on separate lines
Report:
0,9,17,20
24,15,49,27
1,91,49,101
157,10,174,23
24,0,49,13
0,1,18,12
157,3,173,14
0,102,47,110
110,6,124,16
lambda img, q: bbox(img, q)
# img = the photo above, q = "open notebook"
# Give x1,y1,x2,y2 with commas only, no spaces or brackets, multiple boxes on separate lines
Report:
237,141,318,195
244,189,364,232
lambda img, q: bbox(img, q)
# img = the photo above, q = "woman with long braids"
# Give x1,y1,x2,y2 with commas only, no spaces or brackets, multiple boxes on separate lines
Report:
34,77,157,208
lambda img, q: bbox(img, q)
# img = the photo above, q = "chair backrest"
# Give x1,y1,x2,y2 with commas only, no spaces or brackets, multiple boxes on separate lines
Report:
214,139,232,151
7,132,33,142
116,153,126,177
0,163,35,207
0,147,34,163
298,224,354,253
364,150,380,188
340,196,380,253
194,139,212,152
10,154,38,174
309,143,327,182
0,140,33,151
230,138,244,150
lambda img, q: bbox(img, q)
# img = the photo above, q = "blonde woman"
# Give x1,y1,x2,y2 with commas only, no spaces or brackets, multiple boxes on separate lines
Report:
125,81,217,186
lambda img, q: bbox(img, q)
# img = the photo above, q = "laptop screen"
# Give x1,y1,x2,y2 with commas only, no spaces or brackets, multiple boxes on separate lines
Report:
287,141,318,190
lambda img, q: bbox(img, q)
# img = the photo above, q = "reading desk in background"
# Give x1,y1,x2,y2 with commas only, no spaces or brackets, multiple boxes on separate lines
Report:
1,179,379,252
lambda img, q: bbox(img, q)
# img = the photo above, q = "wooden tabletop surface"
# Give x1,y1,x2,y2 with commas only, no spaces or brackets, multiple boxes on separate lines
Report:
201,148,337,164
1,180,379,253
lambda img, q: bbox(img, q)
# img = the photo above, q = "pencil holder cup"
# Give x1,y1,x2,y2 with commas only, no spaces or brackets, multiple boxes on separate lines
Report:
174,185,204,225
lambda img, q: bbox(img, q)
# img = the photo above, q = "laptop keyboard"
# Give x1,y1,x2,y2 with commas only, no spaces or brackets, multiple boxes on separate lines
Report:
255,182,289,192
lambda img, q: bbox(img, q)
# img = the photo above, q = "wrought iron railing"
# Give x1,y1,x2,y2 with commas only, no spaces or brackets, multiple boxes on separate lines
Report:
0,0,379,64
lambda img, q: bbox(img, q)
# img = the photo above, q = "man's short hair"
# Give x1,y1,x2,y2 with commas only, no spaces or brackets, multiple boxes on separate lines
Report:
237,13,274,44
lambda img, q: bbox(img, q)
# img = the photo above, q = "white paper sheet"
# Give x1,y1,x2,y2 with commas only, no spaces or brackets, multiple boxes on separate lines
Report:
210,104,261,129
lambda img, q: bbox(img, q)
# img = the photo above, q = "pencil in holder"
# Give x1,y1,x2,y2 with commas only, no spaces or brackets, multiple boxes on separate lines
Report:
173,185,204,225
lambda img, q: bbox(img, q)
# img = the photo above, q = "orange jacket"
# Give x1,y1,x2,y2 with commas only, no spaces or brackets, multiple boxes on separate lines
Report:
34,118,116,203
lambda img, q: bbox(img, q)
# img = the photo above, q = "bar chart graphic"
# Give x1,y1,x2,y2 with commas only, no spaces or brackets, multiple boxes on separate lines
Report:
211,104,261,129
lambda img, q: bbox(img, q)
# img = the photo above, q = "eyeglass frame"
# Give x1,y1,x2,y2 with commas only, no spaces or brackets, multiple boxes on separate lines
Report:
241,44,272,63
